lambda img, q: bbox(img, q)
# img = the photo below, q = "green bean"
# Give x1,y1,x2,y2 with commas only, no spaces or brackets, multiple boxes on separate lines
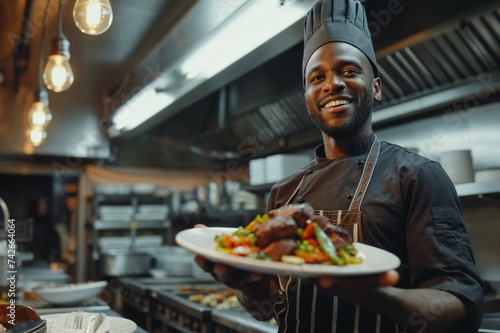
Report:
313,223,345,265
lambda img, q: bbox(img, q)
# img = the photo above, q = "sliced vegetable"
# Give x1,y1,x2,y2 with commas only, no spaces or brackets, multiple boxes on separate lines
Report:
313,223,345,266
281,255,306,264
214,212,362,267
301,222,315,240
295,251,331,264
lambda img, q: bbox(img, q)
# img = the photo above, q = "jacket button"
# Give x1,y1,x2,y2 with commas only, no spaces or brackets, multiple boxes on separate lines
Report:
357,160,365,165
346,193,354,200
298,197,305,203
306,168,313,174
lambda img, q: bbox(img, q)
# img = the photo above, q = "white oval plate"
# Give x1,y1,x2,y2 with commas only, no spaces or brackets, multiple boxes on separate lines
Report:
175,227,400,278
33,281,108,305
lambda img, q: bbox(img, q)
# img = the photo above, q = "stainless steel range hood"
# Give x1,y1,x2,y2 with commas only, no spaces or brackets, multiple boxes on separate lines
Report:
106,0,316,140
107,0,500,169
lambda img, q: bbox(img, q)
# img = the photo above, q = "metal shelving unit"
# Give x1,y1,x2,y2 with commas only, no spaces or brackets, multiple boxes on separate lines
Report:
89,193,172,278
455,181,500,198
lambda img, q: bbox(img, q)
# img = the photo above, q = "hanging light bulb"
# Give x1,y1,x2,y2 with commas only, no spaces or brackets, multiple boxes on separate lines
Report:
27,0,52,148
73,0,113,35
43,52,74,92
44,0,74,92
28,89,52,127
28,125,48,147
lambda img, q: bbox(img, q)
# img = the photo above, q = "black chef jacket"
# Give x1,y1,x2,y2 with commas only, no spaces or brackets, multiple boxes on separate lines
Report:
267,134,484,333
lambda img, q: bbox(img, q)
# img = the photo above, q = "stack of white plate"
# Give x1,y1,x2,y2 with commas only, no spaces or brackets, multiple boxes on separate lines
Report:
98,235,163,251
249,158,266,185
133,183,157,194
232,190,261,210
265,154,311,183
98,205,134,221
135,204,169,220
439,150,474,184
475,169,500,182
93,184,132,195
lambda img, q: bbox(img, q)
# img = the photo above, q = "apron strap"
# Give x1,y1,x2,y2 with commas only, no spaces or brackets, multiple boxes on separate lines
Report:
348,136,380,211
285,175,306,205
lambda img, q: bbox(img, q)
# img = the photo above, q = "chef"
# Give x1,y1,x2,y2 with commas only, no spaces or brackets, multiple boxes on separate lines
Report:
195,0,484,331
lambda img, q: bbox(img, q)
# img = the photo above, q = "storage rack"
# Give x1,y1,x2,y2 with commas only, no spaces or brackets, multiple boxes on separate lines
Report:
90,192,172,277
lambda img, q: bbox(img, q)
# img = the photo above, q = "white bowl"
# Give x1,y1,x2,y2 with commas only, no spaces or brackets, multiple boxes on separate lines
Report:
149,269,168,279
33,281,107,305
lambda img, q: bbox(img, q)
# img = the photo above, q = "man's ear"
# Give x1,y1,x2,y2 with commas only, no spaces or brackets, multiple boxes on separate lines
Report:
373,77,382,102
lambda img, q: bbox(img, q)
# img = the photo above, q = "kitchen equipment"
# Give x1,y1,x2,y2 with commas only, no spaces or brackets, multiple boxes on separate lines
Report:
0,305,45,333
4,319,46,333
475,169,500,182
93,184,132,195
98,250,152,277
33,281,107,305
439,149,474,184
149,268,168,279
207,182,222,210
264,154,312,183
97,235,163,251
151,246,195,277
132,183,157,194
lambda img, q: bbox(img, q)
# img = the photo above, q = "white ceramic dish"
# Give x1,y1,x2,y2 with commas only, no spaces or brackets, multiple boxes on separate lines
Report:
33,281,107,305
149,268,168,279
175,227,401,278
42,312,136,333
475,169,500,182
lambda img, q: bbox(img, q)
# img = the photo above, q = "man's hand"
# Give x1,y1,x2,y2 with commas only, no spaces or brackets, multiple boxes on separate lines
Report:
194,255,267,290
318,269,399,289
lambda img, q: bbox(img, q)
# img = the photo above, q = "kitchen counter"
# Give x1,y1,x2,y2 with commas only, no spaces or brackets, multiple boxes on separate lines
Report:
118,276,278,333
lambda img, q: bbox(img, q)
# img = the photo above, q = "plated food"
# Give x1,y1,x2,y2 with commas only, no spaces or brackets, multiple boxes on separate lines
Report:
214,203,362,266
175,205,401,278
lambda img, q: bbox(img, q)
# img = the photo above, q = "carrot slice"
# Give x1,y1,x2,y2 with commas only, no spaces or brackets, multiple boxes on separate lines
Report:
301,222,316,240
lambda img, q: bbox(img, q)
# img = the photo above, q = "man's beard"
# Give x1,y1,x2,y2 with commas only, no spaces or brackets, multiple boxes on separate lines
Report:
308,98,373,140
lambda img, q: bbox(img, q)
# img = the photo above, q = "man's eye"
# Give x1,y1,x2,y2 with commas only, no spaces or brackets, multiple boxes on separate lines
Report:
343,69,359,75
310,74,324,82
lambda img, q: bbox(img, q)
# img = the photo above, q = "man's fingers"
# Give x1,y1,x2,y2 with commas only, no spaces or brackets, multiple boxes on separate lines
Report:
194,255,213,272
317,269,399,290
378,270,399,286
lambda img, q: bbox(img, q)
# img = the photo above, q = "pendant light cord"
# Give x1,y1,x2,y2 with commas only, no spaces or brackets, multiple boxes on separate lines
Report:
57,0,63,34
38,0,52,90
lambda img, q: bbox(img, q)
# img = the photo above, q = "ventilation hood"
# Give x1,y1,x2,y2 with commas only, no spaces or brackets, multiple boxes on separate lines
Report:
107,0,499,169
1,0,498,169
105,0,316,138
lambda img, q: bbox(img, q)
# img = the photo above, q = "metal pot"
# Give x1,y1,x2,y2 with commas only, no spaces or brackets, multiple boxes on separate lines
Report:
98,250,152,277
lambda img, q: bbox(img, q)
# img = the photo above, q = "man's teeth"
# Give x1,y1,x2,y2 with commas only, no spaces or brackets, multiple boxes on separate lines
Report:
324,100,348,108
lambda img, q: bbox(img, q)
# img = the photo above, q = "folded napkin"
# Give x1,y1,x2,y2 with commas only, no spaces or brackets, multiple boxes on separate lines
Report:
44,312,111,333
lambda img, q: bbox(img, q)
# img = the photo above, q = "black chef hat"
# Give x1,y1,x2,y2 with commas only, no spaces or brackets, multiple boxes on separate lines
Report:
303,0,378,81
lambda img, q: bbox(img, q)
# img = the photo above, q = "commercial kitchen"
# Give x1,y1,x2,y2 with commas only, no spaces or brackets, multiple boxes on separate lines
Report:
0,0,499,332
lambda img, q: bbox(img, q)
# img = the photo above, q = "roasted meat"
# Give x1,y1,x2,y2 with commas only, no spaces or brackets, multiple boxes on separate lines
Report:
254,215,297,248
262,239,297,261
308,214,329,230
268,203,315,228
324,223,353,250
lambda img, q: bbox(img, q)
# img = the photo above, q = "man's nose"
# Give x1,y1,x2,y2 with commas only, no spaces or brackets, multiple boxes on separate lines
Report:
323,74,345,92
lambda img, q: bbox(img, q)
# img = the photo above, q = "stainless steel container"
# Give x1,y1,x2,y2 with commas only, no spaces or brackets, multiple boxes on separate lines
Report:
98,250,152,277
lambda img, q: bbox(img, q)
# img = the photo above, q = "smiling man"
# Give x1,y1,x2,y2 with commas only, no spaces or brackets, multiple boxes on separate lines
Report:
195,0,484,332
